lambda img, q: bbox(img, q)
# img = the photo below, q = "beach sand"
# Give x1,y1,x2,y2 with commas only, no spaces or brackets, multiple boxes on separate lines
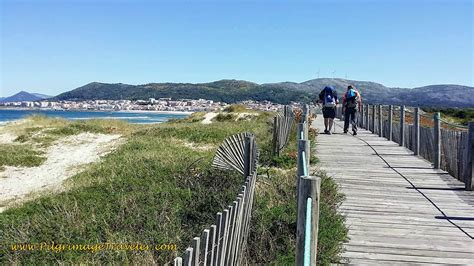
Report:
0,132,123,212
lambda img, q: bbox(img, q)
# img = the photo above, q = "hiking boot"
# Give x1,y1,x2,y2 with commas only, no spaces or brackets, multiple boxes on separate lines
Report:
327,131,332,135
353,130,357,136
343,130,348,134
324,129,329,134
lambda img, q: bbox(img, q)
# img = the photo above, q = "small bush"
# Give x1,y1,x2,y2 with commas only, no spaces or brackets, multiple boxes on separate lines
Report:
223,104,248,113
214,113,235,122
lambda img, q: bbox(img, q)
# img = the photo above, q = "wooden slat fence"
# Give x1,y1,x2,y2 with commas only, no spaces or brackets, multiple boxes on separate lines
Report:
174,132,259,266
272,105,294,156
359,104,473,191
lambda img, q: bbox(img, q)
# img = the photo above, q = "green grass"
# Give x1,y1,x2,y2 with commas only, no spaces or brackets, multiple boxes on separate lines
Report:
5,115,136,148
246,119,347,265
0,144,46,168
0,111,347,264
0,112,274,264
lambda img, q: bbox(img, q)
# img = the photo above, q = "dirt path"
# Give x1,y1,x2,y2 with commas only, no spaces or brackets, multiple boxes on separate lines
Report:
0,132,122,212
201,112,218,124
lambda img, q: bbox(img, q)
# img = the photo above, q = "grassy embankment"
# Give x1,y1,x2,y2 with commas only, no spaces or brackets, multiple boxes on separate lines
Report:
1,107,347,264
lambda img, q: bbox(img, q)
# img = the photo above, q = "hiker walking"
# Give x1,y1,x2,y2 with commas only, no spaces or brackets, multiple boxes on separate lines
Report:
318,86,338,134
342,85,362,135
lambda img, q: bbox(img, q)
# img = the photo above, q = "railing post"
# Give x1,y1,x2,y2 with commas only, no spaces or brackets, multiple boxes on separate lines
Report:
434,112,441,169
297,139,310,178
365,104,369,130
359,104,365,128
466,122,474,191
400,105,405,146
371,105,376,133
297,123,304,141
378,105,383,137
303,104,309,123
414,107,420,155
296,176,321,266
388,105,393,141
297,121,308,142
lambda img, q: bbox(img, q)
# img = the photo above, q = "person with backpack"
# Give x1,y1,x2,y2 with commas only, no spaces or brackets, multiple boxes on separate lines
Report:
342,85,362,135
317,86,338,134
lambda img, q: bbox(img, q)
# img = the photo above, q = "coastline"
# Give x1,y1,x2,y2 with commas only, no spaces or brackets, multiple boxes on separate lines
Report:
0,107,194,115
0,109,194,126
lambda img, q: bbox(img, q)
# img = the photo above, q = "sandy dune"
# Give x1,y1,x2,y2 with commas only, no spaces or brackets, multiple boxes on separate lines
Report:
201,112,218,124
0,132,122,212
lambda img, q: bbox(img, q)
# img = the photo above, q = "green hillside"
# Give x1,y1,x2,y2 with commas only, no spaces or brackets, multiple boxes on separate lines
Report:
52,78,474,107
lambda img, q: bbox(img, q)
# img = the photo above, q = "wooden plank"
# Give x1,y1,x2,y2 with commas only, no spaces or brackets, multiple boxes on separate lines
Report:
312,116,474,264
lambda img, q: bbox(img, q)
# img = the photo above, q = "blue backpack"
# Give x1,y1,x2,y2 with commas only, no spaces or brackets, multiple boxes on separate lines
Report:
323,87,336,107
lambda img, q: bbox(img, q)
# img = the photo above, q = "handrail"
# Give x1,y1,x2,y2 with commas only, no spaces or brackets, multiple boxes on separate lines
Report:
296,108,321,265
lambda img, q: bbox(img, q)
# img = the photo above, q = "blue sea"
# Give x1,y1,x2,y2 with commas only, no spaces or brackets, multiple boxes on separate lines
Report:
0,109,190,125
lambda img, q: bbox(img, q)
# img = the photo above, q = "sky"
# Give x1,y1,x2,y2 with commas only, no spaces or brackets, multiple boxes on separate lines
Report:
0,0,473,97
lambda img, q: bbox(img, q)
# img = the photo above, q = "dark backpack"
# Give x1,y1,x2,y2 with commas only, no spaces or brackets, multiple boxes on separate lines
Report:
345,89,357,108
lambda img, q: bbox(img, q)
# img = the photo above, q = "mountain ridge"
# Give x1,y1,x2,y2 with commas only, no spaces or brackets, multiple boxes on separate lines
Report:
6,78,474,107
0,91,51,103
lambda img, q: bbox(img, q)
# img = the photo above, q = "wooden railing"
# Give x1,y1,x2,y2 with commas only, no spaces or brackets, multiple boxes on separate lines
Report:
337,104,474,191
295,104,321,266
174,133,259,266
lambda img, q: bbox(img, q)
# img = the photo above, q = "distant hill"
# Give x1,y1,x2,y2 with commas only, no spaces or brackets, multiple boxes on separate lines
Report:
0,91,50,103
31,93,52,99
51,78,474,107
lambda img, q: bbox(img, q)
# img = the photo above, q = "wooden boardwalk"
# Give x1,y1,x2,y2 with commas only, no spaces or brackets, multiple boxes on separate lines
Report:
312,116,474,264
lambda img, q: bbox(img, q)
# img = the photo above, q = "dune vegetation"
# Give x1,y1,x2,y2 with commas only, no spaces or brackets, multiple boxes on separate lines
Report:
0,107,347,264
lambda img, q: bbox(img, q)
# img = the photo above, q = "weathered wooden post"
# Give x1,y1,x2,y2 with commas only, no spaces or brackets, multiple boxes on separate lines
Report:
371,105,376,133
388,105,393,141
244,135,254,177
272,116,279,156
297,140,310,178
434,112,441,169
303,104,309,123
378,105,383,137
414,107,420,155
297,123,305,141
296,176,321,266
400,105,405,146
184,248,193,266
174,257,182,266
192,237,200,265
466,122,474,191
360,104,365,129
200,229,210,265
365,104,369,130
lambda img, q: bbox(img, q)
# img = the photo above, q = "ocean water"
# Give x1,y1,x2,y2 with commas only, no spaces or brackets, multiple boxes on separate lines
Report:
0,109,190,125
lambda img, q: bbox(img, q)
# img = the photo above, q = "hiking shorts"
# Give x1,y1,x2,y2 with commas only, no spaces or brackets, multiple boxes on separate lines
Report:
322,107,336,119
